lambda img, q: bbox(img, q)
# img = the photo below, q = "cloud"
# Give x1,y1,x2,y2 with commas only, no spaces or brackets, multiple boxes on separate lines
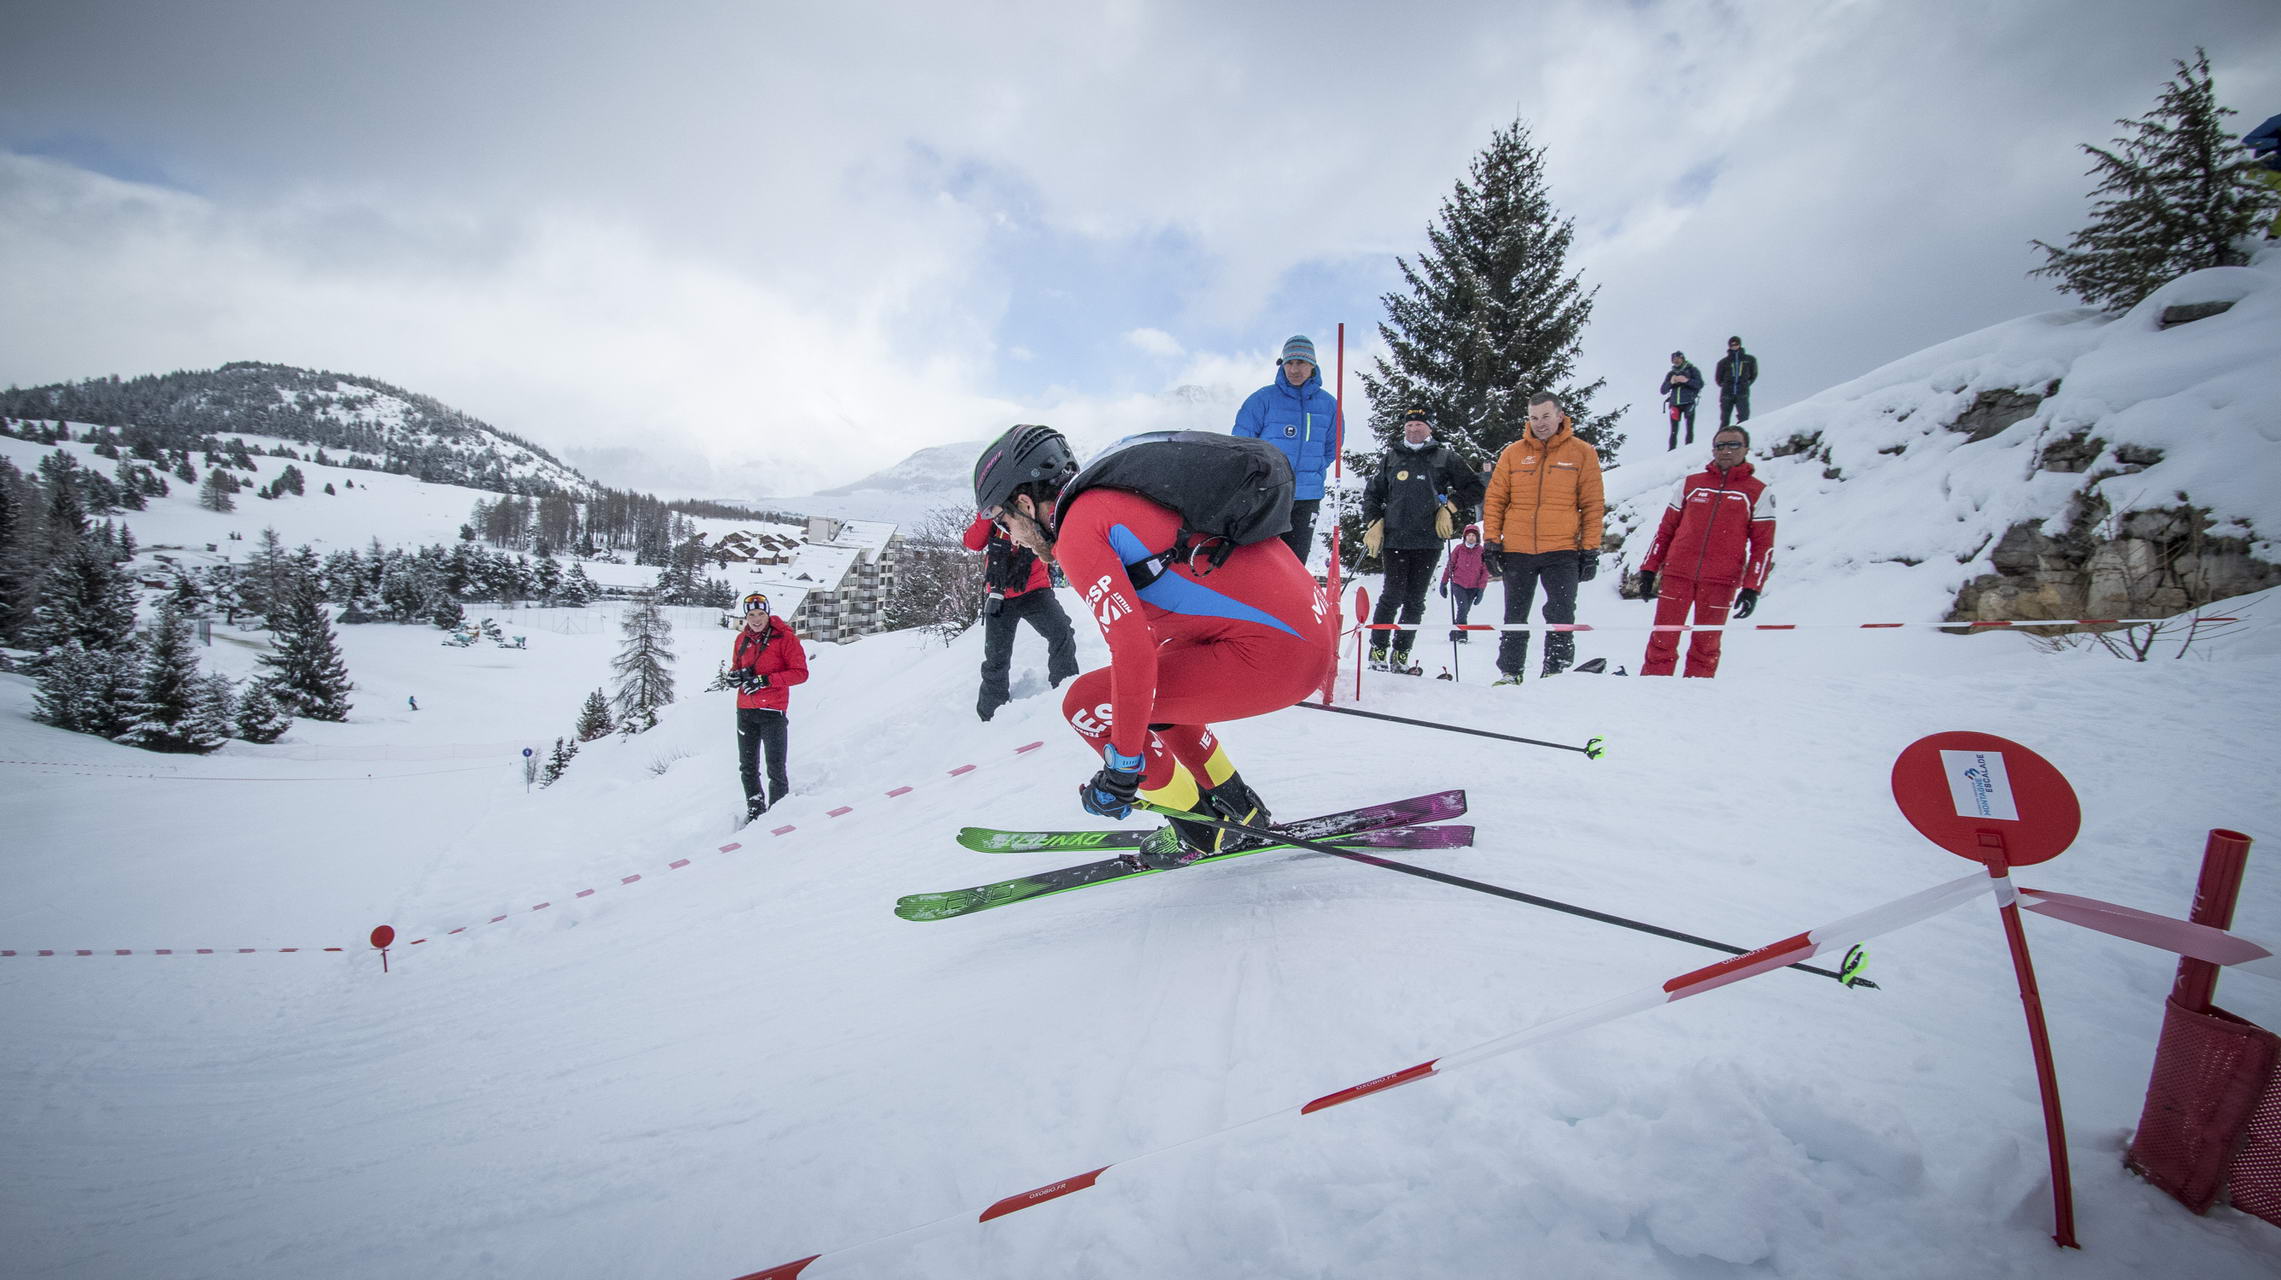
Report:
1122,327,1183,357
2,0,2277,490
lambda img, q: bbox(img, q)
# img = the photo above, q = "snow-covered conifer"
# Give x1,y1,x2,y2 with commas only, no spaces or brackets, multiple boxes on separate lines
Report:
234,678,291,743
115,598,224,753
2030,49,2281,310
610,597,675,735
258,585,355,721
574,687,614,741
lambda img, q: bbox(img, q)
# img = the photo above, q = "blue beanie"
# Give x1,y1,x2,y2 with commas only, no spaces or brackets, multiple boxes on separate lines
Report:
1280,334,1317,366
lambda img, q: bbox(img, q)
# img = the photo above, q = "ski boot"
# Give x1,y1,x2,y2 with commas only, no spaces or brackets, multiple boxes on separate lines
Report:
1490,672,1523,687
1126,775,1276,870
744,795,767,824
1368,645,1390,672
1391,648,1419,675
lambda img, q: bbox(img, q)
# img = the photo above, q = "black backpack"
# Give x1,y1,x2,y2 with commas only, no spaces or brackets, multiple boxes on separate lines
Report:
1053,431,1294,586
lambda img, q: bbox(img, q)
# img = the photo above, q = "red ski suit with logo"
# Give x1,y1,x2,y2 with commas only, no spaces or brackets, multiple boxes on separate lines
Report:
1637,460,1776,677
1054,488,1334,794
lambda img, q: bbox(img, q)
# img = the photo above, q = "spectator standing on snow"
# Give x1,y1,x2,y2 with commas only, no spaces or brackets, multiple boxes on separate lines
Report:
1361,409,1482,672
729,591,810,822
1636,426,1777,678
1662,351,1705,450
1440,524,1490,644
1481,393,1605,685
973,424,1332,869
962,512,1079,721
1233,335,1339,564
1715,336,1759,429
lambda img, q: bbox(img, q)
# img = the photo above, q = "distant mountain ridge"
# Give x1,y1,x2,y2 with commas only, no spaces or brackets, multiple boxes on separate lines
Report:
0,361,593,496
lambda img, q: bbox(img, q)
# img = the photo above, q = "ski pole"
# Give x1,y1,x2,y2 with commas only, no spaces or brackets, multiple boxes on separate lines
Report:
1292,699,1605,759
1138,802,1873,989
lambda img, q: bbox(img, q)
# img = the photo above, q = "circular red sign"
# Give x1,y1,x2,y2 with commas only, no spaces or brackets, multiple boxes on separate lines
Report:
1890,732,2080,867
370,925,396,949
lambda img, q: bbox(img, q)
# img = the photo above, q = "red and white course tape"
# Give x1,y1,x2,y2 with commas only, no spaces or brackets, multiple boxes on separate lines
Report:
2,740,1050,962
729,869,1996,1279
1363,615,2239,634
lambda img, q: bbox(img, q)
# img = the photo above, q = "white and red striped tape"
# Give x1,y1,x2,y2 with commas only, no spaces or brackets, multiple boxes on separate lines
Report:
729,870,1998,1279
1361,615,2239,634
1,740,1051,961
2013,886,2281,981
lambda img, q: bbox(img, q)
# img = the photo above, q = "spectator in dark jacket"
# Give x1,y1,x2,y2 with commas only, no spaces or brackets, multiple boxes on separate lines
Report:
1439,523,1490,643
1636,427,1777,678
1233,334,1339,563
963,513,1078,721
1361,409,1482,671
1715,337,1759,429
730,591,811,821
1662,351,1705,450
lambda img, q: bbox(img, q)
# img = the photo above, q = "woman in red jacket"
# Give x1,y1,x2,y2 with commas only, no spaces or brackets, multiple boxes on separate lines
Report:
729,591,809,821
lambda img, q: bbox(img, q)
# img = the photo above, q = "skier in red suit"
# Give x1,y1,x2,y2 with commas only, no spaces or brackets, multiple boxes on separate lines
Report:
1636,426,1777,678
972,425,1334,868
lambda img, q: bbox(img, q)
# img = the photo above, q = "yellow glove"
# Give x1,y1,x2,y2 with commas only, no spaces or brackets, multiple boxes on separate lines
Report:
1434,501,1457,540
1363,519,1384,558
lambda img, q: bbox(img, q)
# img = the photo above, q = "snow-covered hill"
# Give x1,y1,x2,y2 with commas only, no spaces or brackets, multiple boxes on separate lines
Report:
1,362,595,495
1599,258,2281,626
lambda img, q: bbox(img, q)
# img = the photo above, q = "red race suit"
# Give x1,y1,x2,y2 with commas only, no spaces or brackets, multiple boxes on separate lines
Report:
1637,461,1776,677
1055,488,1333,800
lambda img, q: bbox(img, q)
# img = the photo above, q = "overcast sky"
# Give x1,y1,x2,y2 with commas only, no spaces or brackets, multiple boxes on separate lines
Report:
3,1,2276,494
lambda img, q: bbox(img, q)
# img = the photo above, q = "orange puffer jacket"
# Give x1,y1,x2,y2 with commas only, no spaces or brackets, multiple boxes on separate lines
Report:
1482,423,1605,554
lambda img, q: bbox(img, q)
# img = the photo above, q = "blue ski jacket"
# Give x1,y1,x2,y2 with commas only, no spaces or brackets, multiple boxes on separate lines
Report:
1232,360,1339,500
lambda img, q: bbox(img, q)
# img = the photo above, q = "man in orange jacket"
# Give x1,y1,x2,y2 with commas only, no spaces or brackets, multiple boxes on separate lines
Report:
1480,392,1605,684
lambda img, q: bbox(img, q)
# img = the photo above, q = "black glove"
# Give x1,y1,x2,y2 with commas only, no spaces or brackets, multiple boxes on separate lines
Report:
1733,588,1759,619
1576,550,1598,582
1438,580,1449,598
1080,746,1146,819
1637,570,1658,600
1482,541,1504,577
738,671,769,694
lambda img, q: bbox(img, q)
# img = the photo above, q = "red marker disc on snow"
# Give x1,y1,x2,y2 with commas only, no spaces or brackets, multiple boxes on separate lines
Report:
370,925,396,950
1890,731,2080,867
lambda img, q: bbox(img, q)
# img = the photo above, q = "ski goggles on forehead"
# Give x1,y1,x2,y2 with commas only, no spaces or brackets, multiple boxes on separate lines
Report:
741,593,770,614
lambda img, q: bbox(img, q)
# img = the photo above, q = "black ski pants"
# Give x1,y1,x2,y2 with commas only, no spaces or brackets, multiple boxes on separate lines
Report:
1719,390,1751,428
1280,499,1322,565
736,707,789,809
1667,402,1699,450
1370,547,1439,657
1496,550,1581,677
978,588,1079,720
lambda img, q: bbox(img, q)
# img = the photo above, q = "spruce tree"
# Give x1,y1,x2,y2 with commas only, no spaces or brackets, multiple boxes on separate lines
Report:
198,467,237,513
259,584,355,721
2030,49,2281,311
1359,117,1624,475
574,687,615,740
234,678,292,743
541,736,578,787
189,672,239,748
24,540,140,657
610,597,676,734
33,640,136,737
116,598,224,753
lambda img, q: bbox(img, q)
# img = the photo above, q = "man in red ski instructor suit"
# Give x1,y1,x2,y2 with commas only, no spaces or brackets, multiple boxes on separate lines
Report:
1636,425,1776,678
972,424,1333,870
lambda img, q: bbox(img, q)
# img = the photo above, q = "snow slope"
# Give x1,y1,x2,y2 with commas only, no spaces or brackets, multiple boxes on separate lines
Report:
2,575,2278,1279
5,263,2281,1279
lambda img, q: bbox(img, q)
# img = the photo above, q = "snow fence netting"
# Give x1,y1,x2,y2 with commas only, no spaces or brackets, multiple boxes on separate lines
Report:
2128,996,2281,1224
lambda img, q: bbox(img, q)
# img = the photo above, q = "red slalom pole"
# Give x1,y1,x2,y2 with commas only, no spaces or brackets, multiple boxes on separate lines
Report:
1352,586,1369,701
1977,831,2079,1248
2171,829,2255,1013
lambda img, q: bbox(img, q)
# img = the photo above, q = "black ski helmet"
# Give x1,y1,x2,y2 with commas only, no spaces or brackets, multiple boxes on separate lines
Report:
973,424,1076,514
